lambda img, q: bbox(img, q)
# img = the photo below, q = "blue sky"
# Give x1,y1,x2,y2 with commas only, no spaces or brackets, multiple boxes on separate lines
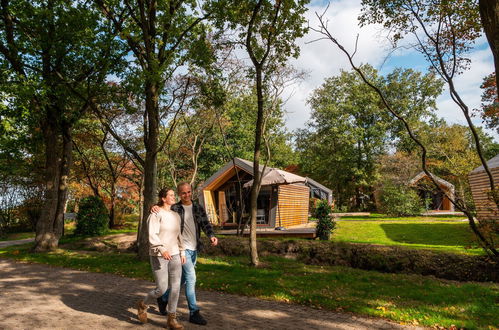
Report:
282,0,497,140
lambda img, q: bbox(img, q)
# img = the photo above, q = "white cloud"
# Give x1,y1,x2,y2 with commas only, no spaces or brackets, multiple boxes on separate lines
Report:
436,48,494,126
283,0,390,131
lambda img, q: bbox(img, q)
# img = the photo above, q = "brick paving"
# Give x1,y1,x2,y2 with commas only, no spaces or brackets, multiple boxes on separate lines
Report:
0,241,423,330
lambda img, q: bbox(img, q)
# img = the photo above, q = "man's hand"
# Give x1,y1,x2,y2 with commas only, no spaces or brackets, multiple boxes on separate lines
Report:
151,205,160,214
210,236,218,246
161,251,172,260
181,255,186,264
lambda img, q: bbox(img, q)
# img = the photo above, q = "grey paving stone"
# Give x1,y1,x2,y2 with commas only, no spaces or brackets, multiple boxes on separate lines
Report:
0,258,424,330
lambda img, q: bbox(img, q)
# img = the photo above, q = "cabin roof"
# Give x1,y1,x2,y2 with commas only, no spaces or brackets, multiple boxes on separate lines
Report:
305,177,332,194
408,171,454,190
202,158,333,199
471,154,499,174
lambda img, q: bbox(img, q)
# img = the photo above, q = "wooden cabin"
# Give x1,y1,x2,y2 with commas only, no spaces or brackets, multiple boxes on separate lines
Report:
408,172,454,211
469,154,499,220
306,177,333,205
199,158,332,228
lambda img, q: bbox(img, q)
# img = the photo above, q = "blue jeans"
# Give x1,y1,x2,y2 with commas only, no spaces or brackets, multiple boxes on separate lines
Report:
161,249,199,315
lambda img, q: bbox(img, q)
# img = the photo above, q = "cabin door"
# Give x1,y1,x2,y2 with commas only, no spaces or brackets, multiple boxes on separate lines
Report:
218,191,229,222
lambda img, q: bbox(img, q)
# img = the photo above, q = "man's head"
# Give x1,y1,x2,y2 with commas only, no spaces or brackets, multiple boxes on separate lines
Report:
177,182,193,205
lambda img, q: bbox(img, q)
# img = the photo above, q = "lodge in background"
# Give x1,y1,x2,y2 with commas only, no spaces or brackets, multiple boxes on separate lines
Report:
408,171,455,212
199,158,332,228
469,154,499,220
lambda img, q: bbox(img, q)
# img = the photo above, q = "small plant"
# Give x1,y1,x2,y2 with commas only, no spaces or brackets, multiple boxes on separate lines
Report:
314,200,336,240
379,183,423,216
74,196,109,236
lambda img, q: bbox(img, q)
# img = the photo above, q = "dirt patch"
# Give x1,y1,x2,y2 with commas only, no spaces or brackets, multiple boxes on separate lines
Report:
60,233,137,253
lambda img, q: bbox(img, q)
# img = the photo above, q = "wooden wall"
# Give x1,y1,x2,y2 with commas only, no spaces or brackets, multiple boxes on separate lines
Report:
469,168,499,220
275,184,309,227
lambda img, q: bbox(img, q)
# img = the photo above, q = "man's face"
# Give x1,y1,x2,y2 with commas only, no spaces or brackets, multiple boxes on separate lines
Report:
178,184,192,205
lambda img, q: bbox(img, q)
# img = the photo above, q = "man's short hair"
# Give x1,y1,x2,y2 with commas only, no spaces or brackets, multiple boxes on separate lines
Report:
177,182,192,192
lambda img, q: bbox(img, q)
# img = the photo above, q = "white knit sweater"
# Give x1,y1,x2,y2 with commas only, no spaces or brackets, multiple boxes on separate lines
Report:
147,209,185,257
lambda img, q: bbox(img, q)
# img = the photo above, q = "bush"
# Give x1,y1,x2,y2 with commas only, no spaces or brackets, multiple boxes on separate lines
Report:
74,196,109,236
379,183,423,216
314,200,336,240
201,237,499,282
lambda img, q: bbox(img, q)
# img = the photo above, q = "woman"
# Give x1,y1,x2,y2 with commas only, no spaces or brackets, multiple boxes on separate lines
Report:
137,188,186,330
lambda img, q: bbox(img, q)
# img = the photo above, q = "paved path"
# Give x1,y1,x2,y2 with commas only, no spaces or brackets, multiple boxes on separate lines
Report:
0,237,34,248
0,258,423,330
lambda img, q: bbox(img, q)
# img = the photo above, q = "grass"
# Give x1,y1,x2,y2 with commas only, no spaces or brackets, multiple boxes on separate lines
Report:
4,213,487,255
0,244,497,329
1,214,139,242
319,213,491,255
333,220,485,254
338,213,466,221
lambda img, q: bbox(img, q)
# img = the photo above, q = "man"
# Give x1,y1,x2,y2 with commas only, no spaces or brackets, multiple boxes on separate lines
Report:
153,182,218,326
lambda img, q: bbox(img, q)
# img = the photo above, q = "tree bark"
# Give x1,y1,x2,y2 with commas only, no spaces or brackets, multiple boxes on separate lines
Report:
479,0,499,96
33,113,71,251
109,182,116,228
55,122,72,239
137,80,160,260
249,67,265,267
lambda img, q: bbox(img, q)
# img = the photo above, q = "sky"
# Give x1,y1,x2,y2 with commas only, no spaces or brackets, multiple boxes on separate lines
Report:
281,0,497,140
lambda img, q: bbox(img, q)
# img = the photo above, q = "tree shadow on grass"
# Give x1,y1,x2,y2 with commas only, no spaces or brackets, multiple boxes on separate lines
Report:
379,223,475,246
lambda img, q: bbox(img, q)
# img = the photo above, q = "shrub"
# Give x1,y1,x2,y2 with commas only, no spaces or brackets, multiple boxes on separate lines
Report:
201,237,499,282
314,200,336,240
74,196,109,236
379,183,423,216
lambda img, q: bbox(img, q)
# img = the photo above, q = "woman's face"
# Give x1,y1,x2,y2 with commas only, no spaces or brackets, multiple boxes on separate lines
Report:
162,190,176,206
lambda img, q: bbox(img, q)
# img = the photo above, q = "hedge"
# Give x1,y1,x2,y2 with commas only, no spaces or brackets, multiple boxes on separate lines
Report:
201,236,498,282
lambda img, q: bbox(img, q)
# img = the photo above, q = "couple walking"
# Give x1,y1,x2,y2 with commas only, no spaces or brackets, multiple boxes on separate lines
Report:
137,182,218,329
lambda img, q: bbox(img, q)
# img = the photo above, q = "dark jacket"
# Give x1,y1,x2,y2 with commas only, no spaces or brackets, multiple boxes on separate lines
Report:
171,201,215,252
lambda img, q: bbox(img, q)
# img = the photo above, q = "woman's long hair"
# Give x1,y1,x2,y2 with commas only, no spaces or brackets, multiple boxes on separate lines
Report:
157,188,173,206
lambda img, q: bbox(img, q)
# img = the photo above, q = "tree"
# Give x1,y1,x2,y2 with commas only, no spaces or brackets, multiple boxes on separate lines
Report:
94,0,214,258
375,124,499,213
313,1,499,255
296,65,443,210
478,0,499,96
72,117,139,227
479,72,499,133
0,0,122,251
358,0,497,208
424,123,497,200
212,0,309,265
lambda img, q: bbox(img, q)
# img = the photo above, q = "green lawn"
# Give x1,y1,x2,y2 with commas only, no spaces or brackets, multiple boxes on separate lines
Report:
338,213,466,221
333,220,483,254
1,214,139,242
3,214,486,255
1,244,497,329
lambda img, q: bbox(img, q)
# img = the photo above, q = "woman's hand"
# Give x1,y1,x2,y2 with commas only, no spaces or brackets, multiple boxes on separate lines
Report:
151,205,161,214
181,256,186,264
161,251,172,260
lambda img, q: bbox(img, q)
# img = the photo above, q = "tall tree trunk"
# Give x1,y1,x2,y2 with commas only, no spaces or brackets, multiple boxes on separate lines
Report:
109,181,116,228
137,81,160,259
34,116,59,251
34,115,72,251
55,123,72,239
249,67,265,267
479,0,499,96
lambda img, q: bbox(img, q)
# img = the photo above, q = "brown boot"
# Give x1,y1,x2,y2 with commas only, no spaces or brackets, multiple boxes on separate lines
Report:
137,300,148,323
166,312,184,330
